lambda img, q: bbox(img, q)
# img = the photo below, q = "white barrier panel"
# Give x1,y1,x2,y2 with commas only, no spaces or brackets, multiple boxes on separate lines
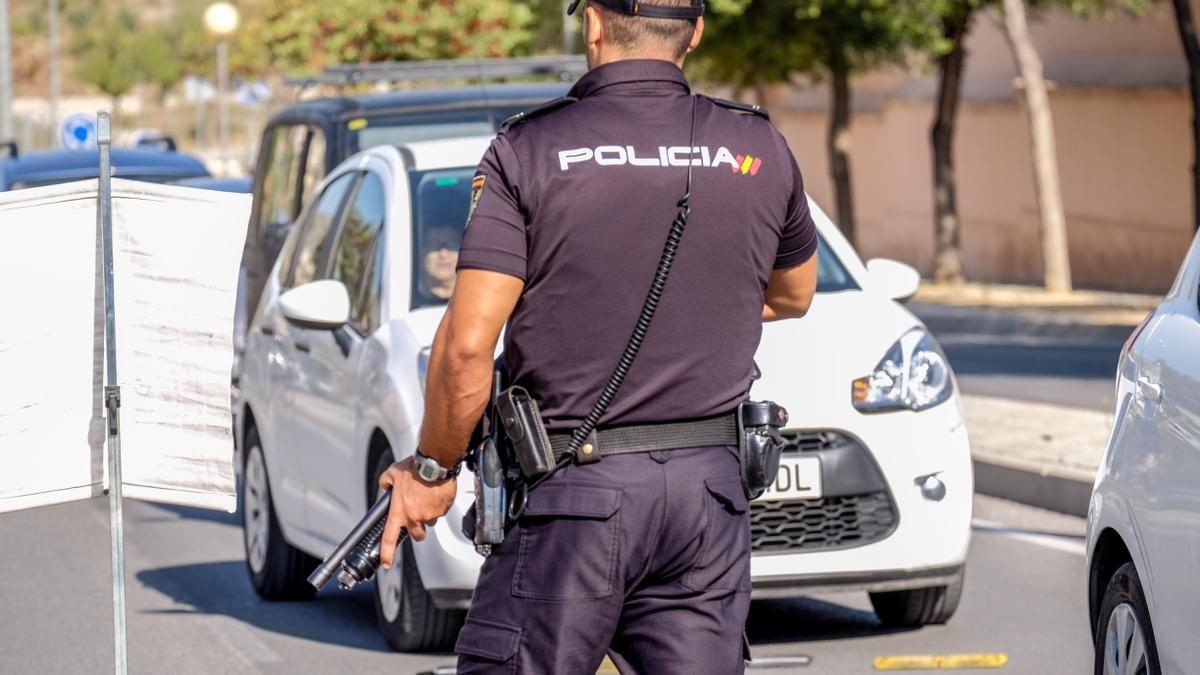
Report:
0,178,249,514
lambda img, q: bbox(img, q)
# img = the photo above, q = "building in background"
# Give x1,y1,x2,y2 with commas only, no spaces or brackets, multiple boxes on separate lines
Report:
770,4,1195,293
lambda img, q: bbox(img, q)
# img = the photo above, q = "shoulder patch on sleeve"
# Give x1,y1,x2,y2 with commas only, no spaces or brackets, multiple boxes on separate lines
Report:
501,96,578,130
708,96,770,121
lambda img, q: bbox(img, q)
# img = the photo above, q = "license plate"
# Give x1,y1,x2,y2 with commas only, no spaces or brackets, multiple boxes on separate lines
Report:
754,456,822,501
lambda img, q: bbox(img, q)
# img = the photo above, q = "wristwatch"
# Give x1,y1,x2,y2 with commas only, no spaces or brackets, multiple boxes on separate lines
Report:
413,449,462,483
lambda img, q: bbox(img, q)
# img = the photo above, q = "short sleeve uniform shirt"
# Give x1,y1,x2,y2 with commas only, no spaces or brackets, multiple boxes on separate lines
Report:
459,59,817,429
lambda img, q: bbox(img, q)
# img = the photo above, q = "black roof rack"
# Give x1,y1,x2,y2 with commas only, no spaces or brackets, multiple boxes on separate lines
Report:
284,55,587,89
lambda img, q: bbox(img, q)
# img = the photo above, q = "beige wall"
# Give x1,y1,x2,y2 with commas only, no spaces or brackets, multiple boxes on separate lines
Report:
767,5,1198,293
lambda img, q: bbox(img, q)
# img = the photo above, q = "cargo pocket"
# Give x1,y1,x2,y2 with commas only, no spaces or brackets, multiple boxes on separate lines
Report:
511,482,622,601
683,477,751,592
456,617,521,673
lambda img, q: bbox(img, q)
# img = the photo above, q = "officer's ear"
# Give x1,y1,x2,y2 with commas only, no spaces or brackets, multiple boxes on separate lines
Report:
584,5,605,50
687,16,705,54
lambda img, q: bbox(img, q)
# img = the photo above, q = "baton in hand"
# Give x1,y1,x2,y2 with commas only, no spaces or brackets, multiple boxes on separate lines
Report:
308,489,407,591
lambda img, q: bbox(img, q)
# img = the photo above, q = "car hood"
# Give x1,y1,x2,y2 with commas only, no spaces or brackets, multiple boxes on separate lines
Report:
400,290,927,424
748,290,925,428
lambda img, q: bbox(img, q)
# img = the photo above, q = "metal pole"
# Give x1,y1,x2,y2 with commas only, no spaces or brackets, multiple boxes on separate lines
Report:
562,0,577,54
0,0,14,142
98,110,129,675
48,0,61,145
217,39,230,171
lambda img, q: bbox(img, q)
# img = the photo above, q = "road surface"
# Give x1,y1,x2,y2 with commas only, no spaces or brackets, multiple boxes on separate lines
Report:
0,494,1091,674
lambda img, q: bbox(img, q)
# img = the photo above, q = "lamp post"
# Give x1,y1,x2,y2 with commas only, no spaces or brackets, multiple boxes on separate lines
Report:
204,2,238,172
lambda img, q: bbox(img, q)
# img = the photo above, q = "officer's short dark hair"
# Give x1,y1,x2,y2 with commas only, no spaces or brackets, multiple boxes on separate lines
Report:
595,1,698,61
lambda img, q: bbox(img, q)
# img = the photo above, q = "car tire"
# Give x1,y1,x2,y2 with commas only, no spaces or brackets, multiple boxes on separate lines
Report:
869,571,964,627
1094,562,1160,675
370,451,466,652
241,426,318,600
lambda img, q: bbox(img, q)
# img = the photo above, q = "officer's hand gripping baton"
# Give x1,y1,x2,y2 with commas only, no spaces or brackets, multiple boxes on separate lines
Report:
307,490,406,591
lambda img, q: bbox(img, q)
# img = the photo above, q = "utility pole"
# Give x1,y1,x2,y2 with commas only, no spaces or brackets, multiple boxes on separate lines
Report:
563,0,577,54
48,0,61,146
0,0,14,143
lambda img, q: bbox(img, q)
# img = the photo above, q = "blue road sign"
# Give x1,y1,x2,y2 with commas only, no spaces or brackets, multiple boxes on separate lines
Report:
61,114,97,150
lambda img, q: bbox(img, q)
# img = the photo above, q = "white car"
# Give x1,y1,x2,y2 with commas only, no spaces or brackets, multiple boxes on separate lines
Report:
1086,231,1200,675
236,136,973,651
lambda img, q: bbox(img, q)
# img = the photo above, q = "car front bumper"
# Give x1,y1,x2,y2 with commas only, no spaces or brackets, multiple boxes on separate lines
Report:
749,401,973,596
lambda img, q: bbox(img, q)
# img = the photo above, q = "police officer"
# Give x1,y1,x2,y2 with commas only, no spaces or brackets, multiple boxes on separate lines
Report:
377,0,819,672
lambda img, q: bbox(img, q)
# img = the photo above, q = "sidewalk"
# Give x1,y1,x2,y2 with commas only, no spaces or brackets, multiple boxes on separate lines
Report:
915,281,1159,327
963,394,1109,516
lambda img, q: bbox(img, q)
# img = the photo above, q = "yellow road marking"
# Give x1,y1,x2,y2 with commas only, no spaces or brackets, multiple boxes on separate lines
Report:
874,653,1008,670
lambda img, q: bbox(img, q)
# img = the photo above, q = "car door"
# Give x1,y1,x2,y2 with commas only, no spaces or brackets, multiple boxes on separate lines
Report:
1129,241,1200,672
292,170,390,544
242,124,330,351
269,170,361,537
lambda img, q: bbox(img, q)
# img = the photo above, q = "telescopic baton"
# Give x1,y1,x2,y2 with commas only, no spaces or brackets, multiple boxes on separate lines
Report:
307,490,407,591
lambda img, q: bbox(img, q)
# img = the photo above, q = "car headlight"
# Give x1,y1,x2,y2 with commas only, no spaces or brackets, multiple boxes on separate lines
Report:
852,329,953,413
417,346,432,393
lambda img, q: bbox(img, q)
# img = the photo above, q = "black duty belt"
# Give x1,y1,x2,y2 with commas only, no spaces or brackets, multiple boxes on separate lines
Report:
547,412,738,462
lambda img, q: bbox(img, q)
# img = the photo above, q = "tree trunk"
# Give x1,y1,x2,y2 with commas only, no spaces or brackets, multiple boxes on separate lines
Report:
932,11,971,285
1171,0,1200,233
828,60,856,245
1001,0,1072,293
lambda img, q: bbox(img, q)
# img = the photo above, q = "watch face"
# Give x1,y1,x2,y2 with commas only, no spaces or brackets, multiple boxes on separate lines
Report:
418,462,440,481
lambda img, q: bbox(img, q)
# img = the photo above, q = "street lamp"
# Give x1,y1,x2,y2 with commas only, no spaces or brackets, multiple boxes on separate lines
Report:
204,2,238,172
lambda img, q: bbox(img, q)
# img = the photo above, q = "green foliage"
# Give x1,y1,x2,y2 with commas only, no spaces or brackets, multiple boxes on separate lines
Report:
693,0,943,88
69,9,143,100
232,0,539,75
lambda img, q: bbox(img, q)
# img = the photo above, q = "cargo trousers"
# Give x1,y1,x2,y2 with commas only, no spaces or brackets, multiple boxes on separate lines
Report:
456,445,752,674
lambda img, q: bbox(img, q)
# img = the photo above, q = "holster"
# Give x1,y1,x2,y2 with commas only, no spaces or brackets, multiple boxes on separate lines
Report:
495,386,556,478
737,400,789,500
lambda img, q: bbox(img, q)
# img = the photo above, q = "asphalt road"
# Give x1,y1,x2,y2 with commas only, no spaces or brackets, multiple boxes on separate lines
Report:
0,494,1091,674
909,302,1132,412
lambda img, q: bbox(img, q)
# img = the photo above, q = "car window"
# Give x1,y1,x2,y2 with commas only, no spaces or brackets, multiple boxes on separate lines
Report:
300,129,327,212
815,236,858,293
289,172,359,288
408,168,474,310
259,125,307,229
330,172,387,333
347,108,527,153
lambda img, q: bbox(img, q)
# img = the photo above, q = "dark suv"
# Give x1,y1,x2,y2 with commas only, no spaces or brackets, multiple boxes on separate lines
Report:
239,82,570,336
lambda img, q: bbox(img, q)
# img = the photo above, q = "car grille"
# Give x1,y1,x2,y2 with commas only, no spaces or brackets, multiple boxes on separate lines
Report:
750,491,897,553
783,430,845,453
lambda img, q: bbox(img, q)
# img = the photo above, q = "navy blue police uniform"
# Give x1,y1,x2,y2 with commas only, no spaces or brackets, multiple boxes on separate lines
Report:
453,6,817,674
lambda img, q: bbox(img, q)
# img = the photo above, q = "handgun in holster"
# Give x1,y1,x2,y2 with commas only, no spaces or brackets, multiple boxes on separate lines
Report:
466,367,511,556
737,400,789,500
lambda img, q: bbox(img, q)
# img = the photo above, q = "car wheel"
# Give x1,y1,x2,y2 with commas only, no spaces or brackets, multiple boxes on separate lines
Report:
869,571,964,627
241,426,318,600
1094,562,1160,675
370,451,466,652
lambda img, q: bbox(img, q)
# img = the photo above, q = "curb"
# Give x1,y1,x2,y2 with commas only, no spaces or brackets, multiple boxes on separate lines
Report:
972,453,1094,518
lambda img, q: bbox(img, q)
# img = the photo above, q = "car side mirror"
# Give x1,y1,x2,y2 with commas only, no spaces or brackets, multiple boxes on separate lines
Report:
280,280,350,330
866,258,921,302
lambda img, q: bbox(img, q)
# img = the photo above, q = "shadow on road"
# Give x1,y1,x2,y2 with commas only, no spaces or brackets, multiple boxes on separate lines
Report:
141,502,241,527
746,596,917,645
136,560,398,654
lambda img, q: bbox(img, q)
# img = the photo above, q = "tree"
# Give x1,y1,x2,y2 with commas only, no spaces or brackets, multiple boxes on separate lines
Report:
929,1,979,284
697,0,937,246
1170,0,1200,233
70,9,142,111
1000,0,1072,291
232,0,537,75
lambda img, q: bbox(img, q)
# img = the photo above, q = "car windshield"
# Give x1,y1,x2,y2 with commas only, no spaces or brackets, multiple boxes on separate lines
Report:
348,107,530,153
409,168,860,309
